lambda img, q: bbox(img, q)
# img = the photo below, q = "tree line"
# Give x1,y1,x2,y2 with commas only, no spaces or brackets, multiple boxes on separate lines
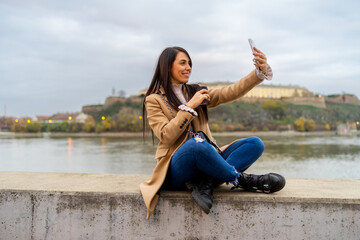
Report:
4,99,360,133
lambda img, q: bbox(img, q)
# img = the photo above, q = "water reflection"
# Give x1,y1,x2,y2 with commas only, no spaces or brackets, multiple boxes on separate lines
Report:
67,137,72,158
101,137,106,155
67,137,73,169
0,135,359,179
214,135,360,179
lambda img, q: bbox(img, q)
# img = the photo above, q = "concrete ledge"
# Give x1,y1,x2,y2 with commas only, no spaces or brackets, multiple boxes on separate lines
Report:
1,172,360,239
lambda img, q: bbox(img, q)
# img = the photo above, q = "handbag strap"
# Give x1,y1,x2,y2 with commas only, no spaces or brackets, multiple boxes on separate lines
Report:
158,91,176,118
196,131,223,153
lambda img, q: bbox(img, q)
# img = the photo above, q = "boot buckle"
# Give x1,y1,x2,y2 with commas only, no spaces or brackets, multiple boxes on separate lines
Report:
263,184,271,193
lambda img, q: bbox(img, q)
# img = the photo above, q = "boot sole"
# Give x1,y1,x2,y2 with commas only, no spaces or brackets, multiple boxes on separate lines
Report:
191,191,212,214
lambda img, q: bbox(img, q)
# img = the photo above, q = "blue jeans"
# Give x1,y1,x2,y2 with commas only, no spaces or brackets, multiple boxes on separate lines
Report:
163,136,265,190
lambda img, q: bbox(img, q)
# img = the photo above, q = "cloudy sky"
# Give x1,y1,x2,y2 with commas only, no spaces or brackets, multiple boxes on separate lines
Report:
1,0,359,117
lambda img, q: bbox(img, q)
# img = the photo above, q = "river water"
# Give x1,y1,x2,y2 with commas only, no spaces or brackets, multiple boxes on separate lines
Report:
1,134,359,179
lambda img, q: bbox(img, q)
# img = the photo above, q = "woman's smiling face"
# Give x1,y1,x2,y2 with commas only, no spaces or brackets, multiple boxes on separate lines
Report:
170,51,192,84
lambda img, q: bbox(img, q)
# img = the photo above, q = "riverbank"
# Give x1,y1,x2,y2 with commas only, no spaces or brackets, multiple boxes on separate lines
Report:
0,130,346,138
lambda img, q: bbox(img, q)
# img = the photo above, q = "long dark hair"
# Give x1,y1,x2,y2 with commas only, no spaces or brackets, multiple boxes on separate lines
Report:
142,46,208,139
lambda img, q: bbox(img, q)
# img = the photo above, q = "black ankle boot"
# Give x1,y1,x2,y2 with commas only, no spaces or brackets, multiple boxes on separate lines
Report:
185,177,214,214
233,172,286,193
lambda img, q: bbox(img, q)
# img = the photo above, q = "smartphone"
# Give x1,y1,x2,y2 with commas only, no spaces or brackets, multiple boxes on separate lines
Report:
248,38,260,67
196,85,208,105
248,38,257,53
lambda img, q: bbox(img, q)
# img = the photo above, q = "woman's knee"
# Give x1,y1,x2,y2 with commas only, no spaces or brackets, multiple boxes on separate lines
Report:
181,138,218,159
246,136,265,153
188,138,214,153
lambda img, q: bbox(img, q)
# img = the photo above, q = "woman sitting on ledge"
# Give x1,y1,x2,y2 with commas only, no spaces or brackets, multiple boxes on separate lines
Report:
140,46,285,219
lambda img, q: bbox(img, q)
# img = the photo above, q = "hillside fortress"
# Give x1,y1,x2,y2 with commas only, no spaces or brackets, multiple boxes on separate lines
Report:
83,83,360,113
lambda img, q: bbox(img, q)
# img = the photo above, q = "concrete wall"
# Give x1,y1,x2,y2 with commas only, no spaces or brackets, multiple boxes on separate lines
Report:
282,96,327,108
1,172,359,240
325,95,360,105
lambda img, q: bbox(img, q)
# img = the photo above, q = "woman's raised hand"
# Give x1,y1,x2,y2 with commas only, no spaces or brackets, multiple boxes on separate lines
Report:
186,89,210,109
253,47,268,74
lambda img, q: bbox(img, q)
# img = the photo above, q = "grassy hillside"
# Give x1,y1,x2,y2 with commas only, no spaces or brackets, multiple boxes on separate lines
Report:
79,98,360,132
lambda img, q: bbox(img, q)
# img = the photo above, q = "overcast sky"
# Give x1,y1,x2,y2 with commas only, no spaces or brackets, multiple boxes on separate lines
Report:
1,0,359,117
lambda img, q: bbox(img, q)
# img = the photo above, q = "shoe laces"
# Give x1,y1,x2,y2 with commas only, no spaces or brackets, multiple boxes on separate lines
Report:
232,173,271,193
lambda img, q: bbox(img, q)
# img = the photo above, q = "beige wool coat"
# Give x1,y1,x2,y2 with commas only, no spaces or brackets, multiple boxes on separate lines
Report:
140,70,263,219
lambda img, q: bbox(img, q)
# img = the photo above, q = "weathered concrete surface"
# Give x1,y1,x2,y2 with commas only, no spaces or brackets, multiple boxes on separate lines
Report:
0,172,359,240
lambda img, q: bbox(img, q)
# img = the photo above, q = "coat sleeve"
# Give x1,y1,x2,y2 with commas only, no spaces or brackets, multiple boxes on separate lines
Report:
207,70,263,108
145,94,196,147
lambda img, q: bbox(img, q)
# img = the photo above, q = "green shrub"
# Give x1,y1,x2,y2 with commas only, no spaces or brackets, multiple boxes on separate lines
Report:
83,121,95,132
294,117,315,132
210,123,220,132
25,122,41,133
11,123,25,132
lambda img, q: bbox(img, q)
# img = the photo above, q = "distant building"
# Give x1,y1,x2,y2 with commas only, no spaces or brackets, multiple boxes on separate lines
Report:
33,115,50,123
336,122,358,135
325,94,360,105
83,83,359,112
13,117,32,123
104,96,127,107
138,83,312,99
0,117,12,130
75,113,89,123
48,112,89,123
201,82,326,108
245,84,313,99
201,82,313,99
82,105,103,113
82,95,142,114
